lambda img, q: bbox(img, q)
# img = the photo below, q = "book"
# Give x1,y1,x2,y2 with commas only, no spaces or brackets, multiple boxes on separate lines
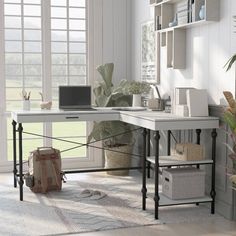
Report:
178,16,188,25
191,0,196,22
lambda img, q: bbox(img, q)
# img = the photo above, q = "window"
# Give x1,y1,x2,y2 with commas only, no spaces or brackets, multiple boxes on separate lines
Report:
1,0,89,165
4,0,43,160
50,1,87,159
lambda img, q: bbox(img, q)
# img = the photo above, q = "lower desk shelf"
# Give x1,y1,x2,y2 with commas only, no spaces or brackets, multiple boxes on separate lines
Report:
158,193,212,207
146,155,213,208
147,155,213,167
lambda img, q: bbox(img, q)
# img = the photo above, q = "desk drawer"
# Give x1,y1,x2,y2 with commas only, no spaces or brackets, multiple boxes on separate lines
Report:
13,112,120,123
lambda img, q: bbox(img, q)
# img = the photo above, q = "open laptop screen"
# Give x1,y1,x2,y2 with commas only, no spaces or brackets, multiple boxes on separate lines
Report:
59,86,91,110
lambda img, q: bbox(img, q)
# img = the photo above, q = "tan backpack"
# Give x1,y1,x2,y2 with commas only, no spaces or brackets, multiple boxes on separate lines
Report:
25,147,62,193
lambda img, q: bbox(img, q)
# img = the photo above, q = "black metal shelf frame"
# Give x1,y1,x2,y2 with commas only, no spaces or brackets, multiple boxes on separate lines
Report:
12,120,142,201
142,128,217,219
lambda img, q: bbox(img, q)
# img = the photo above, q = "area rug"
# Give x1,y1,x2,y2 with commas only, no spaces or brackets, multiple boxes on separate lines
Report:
0,172,222,236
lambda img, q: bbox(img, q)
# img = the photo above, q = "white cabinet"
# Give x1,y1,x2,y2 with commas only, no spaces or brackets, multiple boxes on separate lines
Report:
150,0,219,72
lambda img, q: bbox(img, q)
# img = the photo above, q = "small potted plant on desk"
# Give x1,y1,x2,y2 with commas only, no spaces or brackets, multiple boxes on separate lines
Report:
88,63,136,176
126,81,150,107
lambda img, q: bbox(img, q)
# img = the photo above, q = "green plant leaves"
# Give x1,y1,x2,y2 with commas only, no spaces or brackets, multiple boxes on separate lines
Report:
88,63,135,147
223,111,236,131
224,54,236,72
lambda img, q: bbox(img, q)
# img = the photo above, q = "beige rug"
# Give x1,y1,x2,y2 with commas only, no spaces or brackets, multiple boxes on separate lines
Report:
0,172,222,236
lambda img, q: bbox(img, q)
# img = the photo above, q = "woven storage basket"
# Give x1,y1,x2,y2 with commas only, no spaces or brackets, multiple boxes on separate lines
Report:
173,143,204,161
105,145,132,176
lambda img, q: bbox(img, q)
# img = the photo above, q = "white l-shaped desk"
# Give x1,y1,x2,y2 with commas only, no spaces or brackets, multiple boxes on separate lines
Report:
11,109,219,219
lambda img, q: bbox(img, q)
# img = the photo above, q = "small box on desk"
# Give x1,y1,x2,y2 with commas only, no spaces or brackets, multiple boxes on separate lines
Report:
162,167,205,200
173,143,204,161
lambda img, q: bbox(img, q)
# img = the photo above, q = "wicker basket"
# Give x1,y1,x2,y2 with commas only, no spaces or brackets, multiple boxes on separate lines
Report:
173,143,204,161
105,145,133,176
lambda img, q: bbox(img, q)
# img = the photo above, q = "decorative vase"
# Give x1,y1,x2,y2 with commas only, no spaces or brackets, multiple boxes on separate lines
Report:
132,94,142,107
23,100,30,111
40,101,52,110
199,5,205,20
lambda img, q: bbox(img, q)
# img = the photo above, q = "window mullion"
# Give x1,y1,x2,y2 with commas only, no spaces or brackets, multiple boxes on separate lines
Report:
21,0,25,90
42,0,52,101
42,0,52,146
67,0,70,85
0,0,8,163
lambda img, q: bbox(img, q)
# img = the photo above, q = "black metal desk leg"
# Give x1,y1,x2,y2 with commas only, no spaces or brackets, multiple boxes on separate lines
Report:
18,123,24,201
196,129,201,145
12,121,17,188
167,130,171,156
154,131,160,219
196,129,201,205
211,128,217,214
147,129,151,178
142,128,147,210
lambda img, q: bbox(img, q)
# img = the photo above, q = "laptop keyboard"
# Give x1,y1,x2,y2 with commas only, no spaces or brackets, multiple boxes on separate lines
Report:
77,108,97,111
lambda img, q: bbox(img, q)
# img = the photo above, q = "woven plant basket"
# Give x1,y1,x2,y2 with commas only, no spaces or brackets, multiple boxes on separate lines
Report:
105,145,133,176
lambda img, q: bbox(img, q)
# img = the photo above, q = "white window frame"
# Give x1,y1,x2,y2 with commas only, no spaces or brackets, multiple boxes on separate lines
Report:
0,0,104,172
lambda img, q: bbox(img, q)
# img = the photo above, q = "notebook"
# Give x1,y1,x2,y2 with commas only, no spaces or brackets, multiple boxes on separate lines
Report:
59,86,95,110
186,89,209,117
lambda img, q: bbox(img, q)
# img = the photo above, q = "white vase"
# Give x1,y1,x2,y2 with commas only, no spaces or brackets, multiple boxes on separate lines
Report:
132,94,142,107
199,5,205,20
23,100,30,111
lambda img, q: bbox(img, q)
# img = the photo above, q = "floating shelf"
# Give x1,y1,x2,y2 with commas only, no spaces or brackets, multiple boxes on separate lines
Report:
151,0,219,70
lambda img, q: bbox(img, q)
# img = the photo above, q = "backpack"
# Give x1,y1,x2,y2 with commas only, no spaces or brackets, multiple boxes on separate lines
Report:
25,147,62,193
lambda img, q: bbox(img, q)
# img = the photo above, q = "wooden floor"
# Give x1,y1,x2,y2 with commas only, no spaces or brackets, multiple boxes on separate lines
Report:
74,220,236,236
1,173,236,236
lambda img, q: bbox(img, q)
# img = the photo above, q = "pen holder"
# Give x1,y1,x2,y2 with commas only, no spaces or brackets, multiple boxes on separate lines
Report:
148,98,165,111
23,100,30,111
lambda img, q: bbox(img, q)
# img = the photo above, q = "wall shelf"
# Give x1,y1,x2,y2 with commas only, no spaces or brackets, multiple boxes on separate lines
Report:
150,0,219,70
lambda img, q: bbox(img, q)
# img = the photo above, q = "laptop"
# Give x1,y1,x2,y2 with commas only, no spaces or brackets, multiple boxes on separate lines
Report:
59,86,95,110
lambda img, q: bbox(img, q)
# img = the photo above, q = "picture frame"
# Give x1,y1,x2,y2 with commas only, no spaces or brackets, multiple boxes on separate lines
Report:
141,21,156,83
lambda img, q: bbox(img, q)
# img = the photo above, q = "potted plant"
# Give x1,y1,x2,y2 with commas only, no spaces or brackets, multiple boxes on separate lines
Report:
126,81,151,107
223,91,236,189
88,63,136,176
223,16,236,187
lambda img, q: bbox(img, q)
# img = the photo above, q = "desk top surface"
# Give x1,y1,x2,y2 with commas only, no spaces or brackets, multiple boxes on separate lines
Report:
12,108,219,130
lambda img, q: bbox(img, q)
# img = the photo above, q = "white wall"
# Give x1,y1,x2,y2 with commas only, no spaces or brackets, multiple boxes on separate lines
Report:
91,0,131,85
131,0,236,105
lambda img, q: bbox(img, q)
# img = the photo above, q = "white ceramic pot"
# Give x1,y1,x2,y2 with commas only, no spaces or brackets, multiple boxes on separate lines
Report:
23,100,30,111
132,94,141,107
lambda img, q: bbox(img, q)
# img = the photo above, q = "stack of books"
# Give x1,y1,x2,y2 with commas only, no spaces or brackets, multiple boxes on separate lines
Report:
177,0,189,25
177,0,198,25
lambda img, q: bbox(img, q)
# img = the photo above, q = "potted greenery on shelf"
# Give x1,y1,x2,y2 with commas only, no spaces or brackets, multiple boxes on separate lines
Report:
126,81,151,107
88,63,135,176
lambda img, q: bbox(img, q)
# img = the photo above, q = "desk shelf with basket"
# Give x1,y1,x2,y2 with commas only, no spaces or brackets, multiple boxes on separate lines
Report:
119,111,219,219
147,155,214,208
